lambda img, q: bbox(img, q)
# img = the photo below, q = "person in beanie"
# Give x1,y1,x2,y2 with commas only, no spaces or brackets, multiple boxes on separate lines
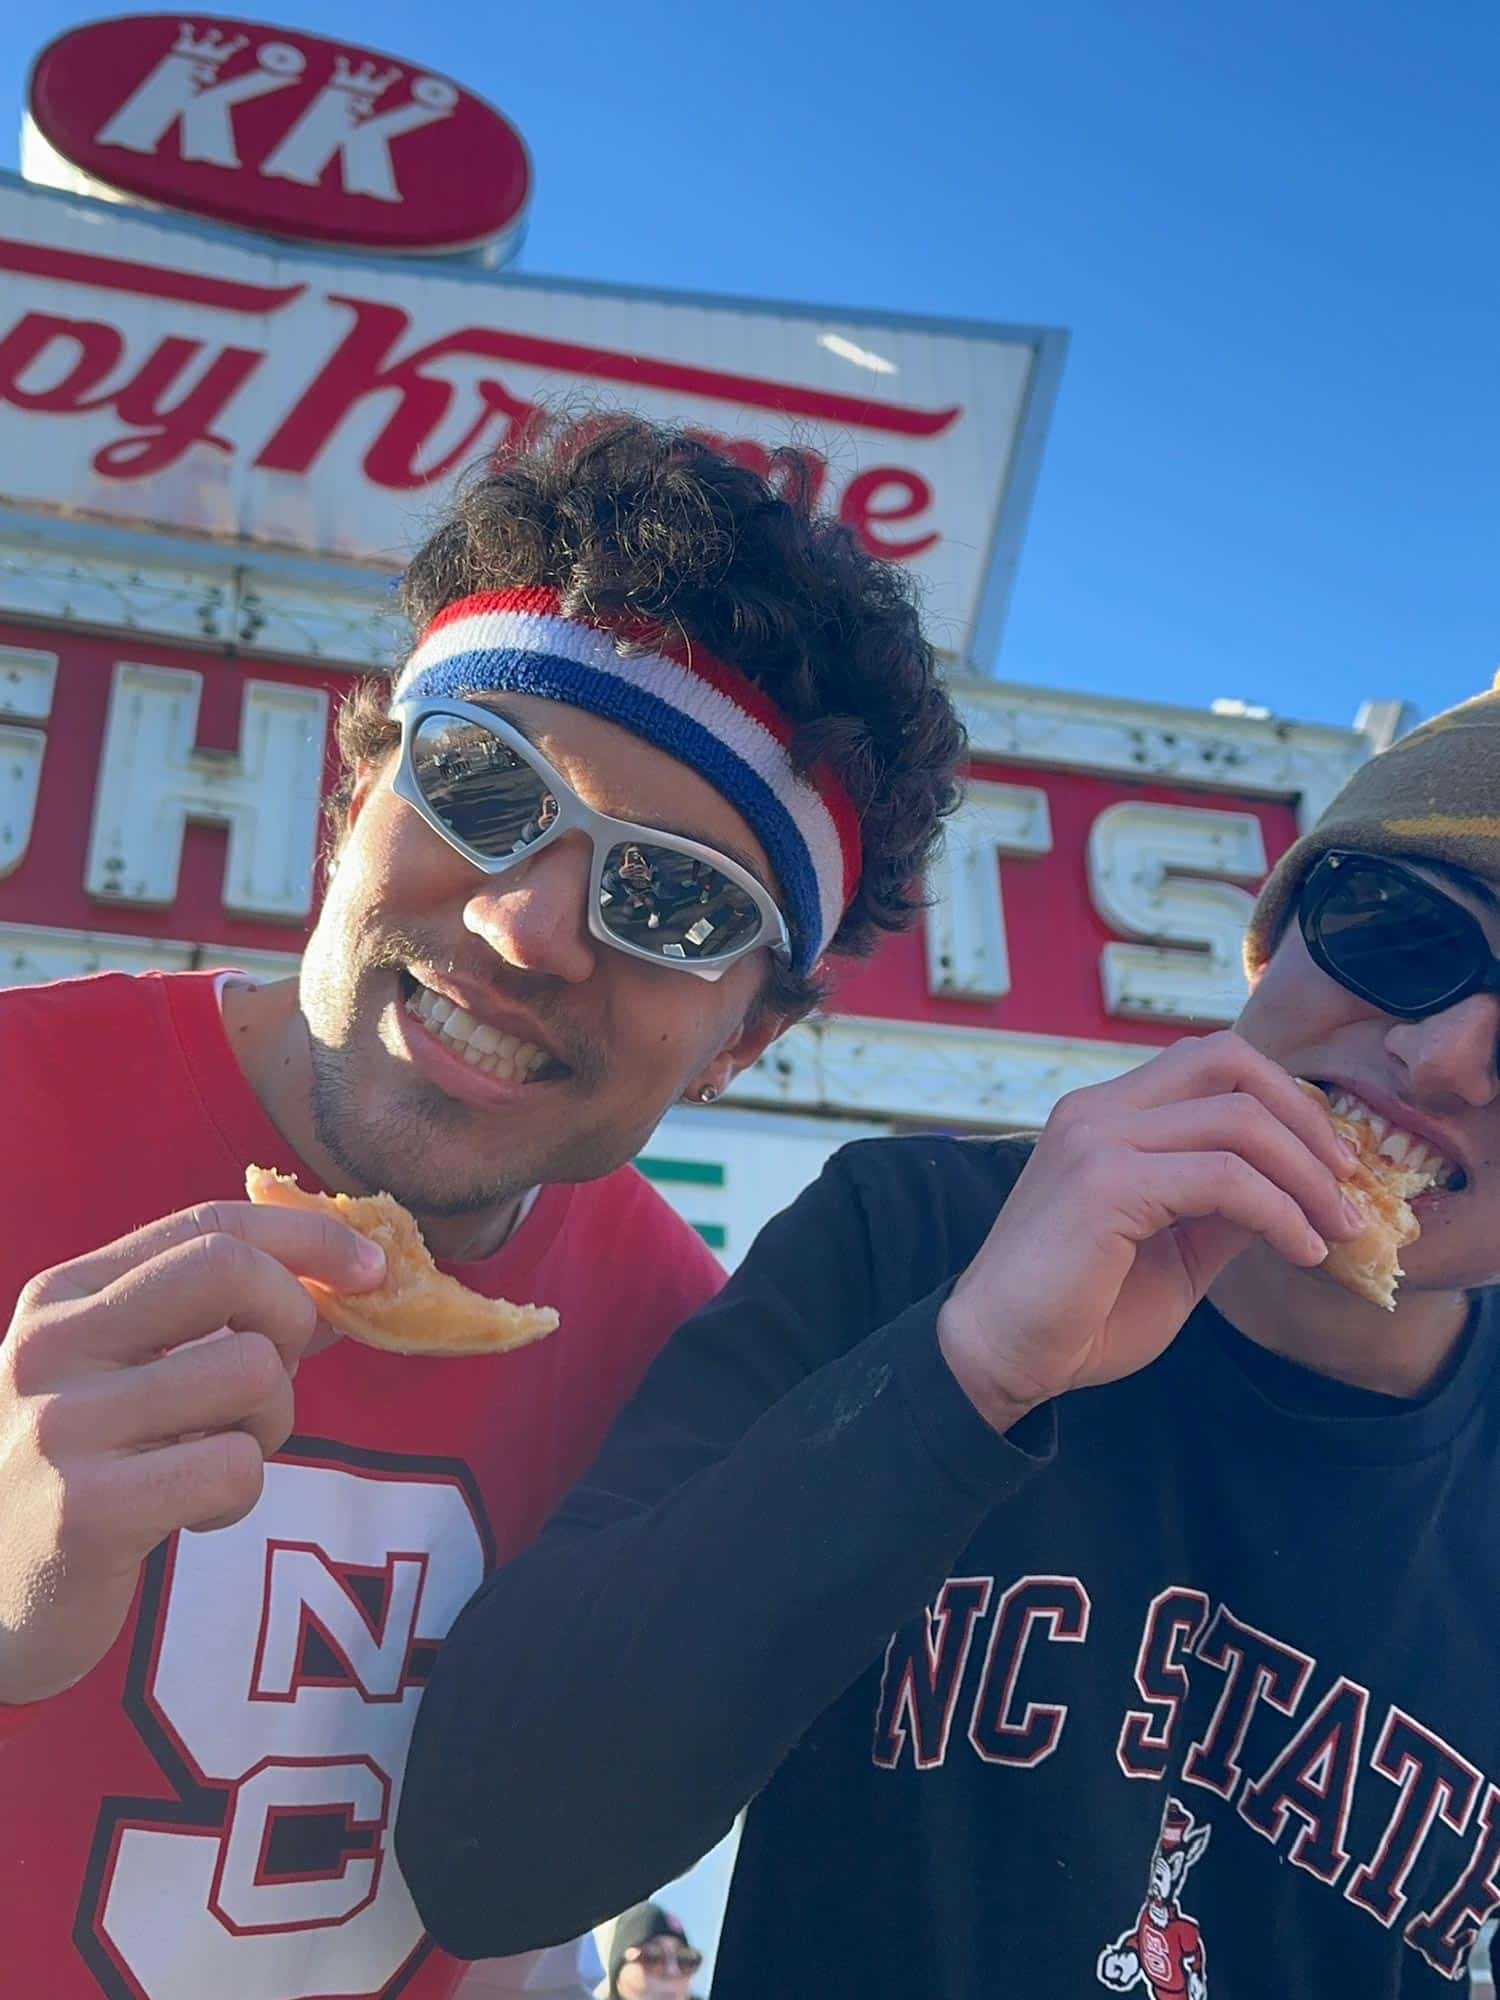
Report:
402,674,1500,1998
606,1905,703,2000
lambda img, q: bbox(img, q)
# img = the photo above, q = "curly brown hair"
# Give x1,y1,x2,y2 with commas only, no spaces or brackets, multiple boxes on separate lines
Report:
331,414,966,1013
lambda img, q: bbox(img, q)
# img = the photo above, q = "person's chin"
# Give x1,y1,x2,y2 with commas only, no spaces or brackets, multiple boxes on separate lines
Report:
1399,1262,1498,1299
1392,1235,1496,1298
309,1094,501,1212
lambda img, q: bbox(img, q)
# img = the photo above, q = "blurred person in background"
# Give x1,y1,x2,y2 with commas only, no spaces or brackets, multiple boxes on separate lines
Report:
607,1905,703,2000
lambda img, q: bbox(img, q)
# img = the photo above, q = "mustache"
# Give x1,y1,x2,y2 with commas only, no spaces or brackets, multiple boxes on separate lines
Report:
369,925,608,1084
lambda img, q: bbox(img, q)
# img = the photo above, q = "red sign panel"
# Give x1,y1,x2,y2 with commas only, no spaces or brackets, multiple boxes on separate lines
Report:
0,623,346,962
830,761,1301,1050
26,14,530,254
0,623,1302,1048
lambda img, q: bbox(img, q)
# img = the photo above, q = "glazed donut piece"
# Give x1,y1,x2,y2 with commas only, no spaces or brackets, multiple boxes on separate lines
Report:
1293,1081,1432,1311
245,1166,559,1355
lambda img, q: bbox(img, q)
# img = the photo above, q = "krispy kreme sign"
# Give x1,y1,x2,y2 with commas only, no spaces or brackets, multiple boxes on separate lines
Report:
0,618,1342,1064
24,14,530,256
0,173,1060,670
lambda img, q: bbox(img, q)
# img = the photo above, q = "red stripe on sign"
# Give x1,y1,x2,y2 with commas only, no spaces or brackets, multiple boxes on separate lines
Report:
333,312,962,440
0,238,305,314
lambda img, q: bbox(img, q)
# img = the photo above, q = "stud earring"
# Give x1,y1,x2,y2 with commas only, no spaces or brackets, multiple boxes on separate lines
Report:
697,1085,719,1104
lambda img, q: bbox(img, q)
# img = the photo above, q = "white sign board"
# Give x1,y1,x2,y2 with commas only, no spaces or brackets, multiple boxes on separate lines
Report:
635,1103,890,1269
0,172,1064,667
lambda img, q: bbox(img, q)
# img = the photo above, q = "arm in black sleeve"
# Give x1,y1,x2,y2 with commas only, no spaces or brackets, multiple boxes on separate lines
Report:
397,1137,1052,1959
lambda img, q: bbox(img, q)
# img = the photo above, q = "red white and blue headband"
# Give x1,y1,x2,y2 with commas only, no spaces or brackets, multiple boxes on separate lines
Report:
392,588,862,977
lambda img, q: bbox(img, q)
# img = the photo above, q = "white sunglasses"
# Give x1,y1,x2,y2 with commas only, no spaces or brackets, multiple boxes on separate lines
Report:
391,698,791,981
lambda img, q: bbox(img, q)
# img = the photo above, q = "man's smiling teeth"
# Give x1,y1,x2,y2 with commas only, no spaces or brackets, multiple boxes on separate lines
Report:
1326,1088,1459,1189
405,983,550,1082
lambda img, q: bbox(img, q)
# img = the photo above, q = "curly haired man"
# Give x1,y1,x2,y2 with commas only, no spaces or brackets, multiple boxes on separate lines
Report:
0,417,964,2000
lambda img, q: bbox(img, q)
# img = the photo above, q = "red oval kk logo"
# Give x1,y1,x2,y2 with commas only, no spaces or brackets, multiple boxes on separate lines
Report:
26,14,531,255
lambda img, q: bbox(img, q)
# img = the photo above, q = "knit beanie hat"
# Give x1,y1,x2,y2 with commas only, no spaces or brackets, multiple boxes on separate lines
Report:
608,1903,690,1989
1244,676,1500,977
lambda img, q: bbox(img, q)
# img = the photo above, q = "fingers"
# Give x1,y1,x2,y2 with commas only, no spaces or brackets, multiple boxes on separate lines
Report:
37,1200,385,1307
1131,1151,1331,1270
1167,1216,1261,1298
72,1233,325,1372
1120,1096,1362,1248
126,1431,270,1549
99,1329,296,1456
58,1430,272,1571
1063,1033,1356,1183
305,1318,342,1360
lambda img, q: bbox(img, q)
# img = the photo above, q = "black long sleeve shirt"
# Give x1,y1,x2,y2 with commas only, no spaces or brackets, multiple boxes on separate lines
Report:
398,1134,1500,1997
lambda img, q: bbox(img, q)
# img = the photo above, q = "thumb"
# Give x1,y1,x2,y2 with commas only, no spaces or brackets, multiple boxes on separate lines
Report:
305,1317,343,1360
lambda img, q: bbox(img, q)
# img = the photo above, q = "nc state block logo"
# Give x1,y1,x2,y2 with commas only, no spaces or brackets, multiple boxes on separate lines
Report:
1098,1799,1212,2000
26,14,530,253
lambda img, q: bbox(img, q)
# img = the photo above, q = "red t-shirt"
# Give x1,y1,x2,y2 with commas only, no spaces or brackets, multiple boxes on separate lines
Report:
0,971,724,2000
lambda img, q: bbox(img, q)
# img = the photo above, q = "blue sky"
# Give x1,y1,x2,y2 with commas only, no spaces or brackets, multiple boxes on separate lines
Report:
5,0,1497,731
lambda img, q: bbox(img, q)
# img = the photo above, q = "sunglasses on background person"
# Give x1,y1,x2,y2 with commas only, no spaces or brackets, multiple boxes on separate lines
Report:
392,698,791,980
623,1941,704,1975
1297,849,1500,1022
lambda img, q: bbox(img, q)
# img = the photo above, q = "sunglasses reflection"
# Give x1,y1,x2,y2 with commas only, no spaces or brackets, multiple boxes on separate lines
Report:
416,723,558,857
600,846,757,958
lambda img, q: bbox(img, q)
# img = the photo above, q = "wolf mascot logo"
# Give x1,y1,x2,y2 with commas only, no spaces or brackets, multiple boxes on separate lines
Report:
1097,1797,1211,2000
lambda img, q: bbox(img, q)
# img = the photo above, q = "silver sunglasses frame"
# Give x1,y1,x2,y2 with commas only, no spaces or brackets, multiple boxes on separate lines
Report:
390,696,791,982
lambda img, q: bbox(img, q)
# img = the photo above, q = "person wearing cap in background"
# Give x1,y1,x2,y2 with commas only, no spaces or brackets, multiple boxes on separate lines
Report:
0,417,964,1999
605,1905,703,2000
401,678,1500,1997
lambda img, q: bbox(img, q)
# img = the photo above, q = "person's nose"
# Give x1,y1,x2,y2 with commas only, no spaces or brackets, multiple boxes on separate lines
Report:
461,833,598,984
1384,993,1500,1111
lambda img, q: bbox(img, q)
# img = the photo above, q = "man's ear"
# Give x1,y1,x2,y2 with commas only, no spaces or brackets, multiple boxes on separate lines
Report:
1245,908,1300,994
346,758,383,830
325,759,387,886
686,999,792,1105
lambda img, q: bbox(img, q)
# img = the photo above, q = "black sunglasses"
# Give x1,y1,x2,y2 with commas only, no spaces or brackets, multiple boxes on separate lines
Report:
626,1941,703,1974
1297,850,1500,1020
